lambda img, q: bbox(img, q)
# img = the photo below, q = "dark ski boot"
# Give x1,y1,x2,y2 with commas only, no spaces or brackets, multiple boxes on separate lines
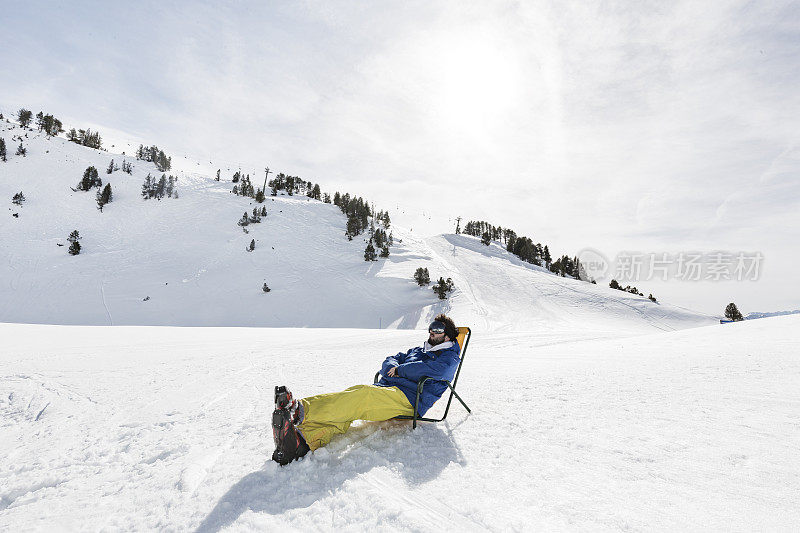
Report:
272,386,309,466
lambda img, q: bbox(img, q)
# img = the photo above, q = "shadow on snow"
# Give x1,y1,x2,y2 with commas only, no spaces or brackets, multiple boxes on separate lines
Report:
195,419,466,532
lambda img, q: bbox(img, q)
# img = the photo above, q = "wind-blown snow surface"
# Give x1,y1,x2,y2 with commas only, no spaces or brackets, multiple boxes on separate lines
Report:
0,120,715,333
2,316,799,531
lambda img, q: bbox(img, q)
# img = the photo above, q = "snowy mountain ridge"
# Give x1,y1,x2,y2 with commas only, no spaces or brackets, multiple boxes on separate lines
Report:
0,118,715,334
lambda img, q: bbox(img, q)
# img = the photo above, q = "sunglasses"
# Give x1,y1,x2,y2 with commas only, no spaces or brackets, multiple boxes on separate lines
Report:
428,321,446,334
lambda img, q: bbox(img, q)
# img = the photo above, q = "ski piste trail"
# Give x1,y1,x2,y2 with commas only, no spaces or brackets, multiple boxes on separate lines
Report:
3,117,798,530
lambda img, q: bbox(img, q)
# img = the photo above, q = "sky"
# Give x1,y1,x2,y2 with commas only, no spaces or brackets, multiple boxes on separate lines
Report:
1,0,799,315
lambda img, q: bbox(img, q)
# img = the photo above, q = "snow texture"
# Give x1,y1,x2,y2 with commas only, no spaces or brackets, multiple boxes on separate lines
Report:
0,119,714,333
3,119,797,531
1,317,799,530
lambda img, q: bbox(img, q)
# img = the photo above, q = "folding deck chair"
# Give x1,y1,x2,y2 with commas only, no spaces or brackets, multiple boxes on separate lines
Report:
374,326,472,429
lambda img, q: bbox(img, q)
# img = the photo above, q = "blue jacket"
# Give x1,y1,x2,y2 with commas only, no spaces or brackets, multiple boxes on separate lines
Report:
376,340,461,416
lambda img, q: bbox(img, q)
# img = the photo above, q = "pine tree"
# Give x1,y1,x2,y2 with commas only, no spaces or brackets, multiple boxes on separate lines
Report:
216,169,220,181
724,302,744,321
78,166,101,191
107,160,115,174
260,206,267,217
414,267,431,286
248,239,255,252
364,241,377,261
12,192,25,205
380,245,390,258
255,188,265,203
346,216,360,241
68,241,81,255
262,283,271,293
237,212,250,226
16,143,26,156
141,174,153,198
433,277,450,299
96,183,112,211
17,109,32,127
481,232,491,246
0,138,6,162
68,230,80,243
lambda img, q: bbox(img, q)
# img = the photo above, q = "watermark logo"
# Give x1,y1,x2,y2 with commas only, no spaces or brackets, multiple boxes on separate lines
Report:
576,248,611,282
588,250,764,282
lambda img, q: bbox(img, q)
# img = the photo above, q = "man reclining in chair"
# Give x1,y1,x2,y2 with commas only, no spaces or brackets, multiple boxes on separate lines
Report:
272,314,461,465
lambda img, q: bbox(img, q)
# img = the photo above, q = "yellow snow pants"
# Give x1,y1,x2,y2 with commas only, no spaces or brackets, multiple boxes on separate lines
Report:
298,384,414,450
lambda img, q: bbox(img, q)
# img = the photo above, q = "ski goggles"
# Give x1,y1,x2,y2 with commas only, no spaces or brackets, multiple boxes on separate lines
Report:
428,321,446,334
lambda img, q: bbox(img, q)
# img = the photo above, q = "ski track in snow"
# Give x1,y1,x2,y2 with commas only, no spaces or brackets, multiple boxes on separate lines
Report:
1,317,800,531
2,119,794,531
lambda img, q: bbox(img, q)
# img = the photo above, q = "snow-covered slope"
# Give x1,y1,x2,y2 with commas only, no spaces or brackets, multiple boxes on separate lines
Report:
1,315,798,530
0,120,714,334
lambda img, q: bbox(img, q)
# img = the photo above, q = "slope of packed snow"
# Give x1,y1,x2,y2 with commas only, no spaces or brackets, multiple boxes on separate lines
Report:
1,315,798,530
0,119,715,334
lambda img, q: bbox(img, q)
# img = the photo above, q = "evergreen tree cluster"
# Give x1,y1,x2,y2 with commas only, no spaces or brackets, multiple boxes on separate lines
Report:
463,220,503,241
136,145,171,171
68,230,81,255
549,254,584,279
608,279,654,300
462,219,602,284
141,173,178,200
372,227,392,249
0,138,6,162
77,166,102,191
15,142,26,156
414,267,431,286
508,235,551,268
121,160,133,174
306,183,321,200
268,173,318,197
12,192,26,205
333,192,372,240
96,184,112,211
232,173,256,198
67,128,102,149
106,159,121,174
375,210,391,229
34,111,63,136
432,277,455,299
238,207,266,226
